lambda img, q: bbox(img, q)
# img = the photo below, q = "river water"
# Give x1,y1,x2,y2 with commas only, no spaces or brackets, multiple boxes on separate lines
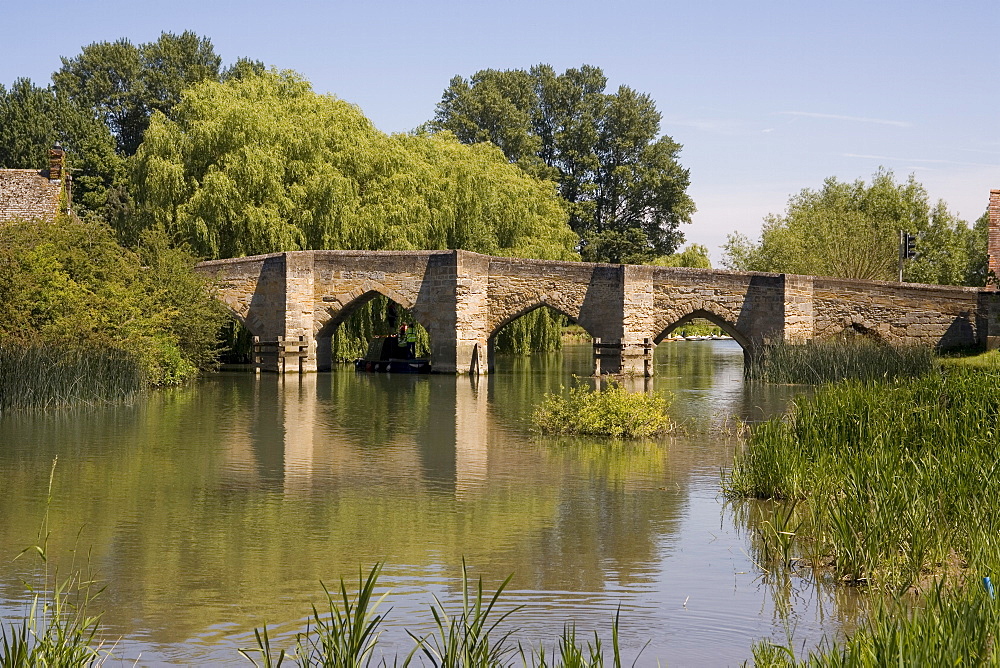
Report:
0,340,854,666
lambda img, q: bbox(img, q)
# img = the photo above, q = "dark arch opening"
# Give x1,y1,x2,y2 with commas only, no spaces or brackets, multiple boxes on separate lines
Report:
218,314,256,366
316,291,431,371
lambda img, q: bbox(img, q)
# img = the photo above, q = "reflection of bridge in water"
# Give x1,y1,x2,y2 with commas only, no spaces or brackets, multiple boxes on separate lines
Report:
196,250,1000,375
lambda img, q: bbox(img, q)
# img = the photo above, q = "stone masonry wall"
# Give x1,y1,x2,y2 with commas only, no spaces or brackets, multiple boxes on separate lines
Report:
812,276,982,348
646,268,789,355
198,250,997,373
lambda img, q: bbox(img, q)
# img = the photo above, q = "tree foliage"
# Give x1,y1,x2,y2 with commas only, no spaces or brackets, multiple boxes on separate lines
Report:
0,216,225,384
53,31,222,156
0,78,124,217
722,169,987,285
650,243,712,268
132,69,578,261
430,64,694,264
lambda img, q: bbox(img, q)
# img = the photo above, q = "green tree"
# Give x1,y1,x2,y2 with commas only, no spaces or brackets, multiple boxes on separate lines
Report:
132,70,579,360
0,78,124,216
650,243,712,268
430,64,695,264
0,216,225,384
723,170,987,286
132,69,577,261
53,31,221,156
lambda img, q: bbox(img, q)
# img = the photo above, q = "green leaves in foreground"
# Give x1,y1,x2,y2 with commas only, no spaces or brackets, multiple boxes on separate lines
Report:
532,380,674,438
240,564,390,668
1,459,107,667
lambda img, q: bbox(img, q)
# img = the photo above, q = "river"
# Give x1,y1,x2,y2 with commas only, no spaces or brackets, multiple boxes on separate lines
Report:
0,340,855,665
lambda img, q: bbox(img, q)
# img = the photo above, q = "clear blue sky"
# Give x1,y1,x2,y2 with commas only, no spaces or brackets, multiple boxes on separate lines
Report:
3,0,997,261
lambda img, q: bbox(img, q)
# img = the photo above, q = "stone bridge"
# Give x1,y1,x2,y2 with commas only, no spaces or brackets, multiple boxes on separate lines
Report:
195,250,1000,374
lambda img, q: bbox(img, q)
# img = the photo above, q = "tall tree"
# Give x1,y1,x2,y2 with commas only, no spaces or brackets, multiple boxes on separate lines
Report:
430,64,695,264
0,78,123,216
53,31,221,156
723,169,986,286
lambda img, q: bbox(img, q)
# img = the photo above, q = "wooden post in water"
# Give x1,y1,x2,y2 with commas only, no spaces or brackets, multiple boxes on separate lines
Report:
644,338,652,377
593,337,601,376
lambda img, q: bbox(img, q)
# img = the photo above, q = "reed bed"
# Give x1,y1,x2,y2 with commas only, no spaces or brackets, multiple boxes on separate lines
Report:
0,345,144,412
725,367,1000,591
751,582,1000,666
746,338,935,384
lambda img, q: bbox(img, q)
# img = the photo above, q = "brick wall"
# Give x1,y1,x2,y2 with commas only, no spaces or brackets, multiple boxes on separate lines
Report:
989,190,1000,286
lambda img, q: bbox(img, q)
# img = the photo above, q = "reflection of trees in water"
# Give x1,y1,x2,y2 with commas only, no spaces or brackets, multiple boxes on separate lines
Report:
653,341,727,389
513,438,681,591
0,354,810,656
319,371,432,450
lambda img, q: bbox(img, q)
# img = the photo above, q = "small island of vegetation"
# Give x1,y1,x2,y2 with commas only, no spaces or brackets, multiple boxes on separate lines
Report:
532,379,674,439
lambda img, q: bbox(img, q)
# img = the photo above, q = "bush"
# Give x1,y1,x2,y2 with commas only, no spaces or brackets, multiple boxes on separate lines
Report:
0,216,225,390
532,379,674,438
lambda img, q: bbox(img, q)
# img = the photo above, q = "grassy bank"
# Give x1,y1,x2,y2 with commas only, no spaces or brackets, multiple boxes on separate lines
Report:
726,367,1000,590
728,354,1000,664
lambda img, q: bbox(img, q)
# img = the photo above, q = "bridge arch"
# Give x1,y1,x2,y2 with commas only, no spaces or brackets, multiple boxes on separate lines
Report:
315,287,431,371
652,307,751,351
488,301,595,343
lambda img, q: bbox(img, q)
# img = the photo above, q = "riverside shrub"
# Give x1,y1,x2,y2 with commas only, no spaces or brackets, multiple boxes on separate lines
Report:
0,216,225,388
532,380,673,438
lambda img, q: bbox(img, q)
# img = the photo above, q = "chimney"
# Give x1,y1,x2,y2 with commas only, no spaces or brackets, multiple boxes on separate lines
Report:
989,190,1000,287
48,144,65,182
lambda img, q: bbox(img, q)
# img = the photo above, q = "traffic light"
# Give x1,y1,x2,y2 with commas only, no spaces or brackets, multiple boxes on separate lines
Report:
904,232,917,260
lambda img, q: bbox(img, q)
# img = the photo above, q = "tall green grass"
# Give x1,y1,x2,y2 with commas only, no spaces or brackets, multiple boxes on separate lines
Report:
747,338,935,384
0,345,144,412
725,367,1000,591
750,582,1000,666
240,563,634,667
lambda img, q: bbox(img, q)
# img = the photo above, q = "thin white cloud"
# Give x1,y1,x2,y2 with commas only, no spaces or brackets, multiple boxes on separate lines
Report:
958,147,1000,156
663,117,753,136
843,153,999,168
778,111,913,128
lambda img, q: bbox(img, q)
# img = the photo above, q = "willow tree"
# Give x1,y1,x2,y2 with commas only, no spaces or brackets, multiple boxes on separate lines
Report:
132,70,577,357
